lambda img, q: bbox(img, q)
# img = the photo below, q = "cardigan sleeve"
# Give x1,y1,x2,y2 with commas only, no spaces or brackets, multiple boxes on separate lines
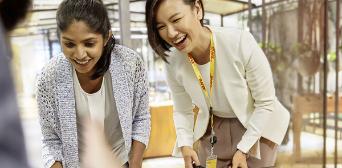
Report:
236,31,276,157
165,64,195,148
36,69,64,168
131,54,151,146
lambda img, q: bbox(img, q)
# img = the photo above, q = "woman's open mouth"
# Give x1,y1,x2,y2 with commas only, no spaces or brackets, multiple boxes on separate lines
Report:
173,34,187,50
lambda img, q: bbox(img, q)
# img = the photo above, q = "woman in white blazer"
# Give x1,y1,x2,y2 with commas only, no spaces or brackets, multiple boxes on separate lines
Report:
145,0,290,167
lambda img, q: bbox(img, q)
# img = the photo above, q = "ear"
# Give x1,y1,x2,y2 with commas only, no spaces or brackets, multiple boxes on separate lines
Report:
194,0,203,21
104,30,112,46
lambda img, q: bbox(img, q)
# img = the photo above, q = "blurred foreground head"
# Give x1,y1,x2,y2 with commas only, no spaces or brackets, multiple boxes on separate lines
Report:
0,0,31,31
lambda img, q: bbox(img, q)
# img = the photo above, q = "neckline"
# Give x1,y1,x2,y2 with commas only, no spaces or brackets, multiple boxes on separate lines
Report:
197,61,210,67
73,68,105,96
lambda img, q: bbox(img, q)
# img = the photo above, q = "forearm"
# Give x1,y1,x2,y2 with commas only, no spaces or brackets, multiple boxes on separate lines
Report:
129,140,146,168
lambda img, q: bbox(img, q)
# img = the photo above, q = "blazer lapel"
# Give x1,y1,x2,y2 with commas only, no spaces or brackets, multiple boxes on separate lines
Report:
212,30,245,122
178,52,209,111
174,52,210,139
108,55,131,151
55,57,79,166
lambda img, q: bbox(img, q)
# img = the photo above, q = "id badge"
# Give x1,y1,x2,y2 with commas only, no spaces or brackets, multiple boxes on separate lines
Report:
206,155,217,168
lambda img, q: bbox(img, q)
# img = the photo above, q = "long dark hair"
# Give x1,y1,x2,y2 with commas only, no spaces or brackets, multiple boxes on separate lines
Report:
145,0,204,62
56,0,115,80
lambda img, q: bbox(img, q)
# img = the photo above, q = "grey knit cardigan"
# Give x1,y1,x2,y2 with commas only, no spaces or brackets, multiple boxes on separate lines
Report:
36,45,150,168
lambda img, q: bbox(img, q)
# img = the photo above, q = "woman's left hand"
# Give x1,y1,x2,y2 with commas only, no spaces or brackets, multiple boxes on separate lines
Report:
128,162,142,168
231,150,248,168
128,140,145,168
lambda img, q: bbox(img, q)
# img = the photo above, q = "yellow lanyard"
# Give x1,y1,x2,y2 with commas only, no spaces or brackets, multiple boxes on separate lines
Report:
187,33,215,129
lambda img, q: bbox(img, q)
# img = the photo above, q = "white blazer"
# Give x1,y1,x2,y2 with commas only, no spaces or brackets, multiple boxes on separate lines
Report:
165,26,290,159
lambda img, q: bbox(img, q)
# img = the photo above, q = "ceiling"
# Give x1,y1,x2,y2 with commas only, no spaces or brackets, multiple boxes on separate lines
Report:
203,0,251,15
13,0,257,36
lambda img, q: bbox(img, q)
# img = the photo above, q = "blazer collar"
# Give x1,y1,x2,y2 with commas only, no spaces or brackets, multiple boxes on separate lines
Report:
55,55,79,163
172,26,241,119
212,28,242,120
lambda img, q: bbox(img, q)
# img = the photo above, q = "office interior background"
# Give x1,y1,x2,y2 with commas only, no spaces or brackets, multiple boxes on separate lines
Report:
8,0,342,167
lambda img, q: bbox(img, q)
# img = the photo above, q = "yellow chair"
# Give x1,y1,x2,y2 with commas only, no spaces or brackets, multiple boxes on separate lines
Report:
144,105,176,158
143,105,199,158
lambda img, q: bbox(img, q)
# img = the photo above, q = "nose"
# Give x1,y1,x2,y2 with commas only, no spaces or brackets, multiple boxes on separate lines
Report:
167,25,178,39
75,46,87,60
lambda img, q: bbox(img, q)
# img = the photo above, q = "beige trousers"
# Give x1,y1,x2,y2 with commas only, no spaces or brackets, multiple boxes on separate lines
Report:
197,116,278,168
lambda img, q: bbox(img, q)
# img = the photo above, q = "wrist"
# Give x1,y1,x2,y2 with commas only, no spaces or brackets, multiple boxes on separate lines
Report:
238,149,249,158
180,146,192,151
180,146,194,155
128,162,142,168
129,158,142,167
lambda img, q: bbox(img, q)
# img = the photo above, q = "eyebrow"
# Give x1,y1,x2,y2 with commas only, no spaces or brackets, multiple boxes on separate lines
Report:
169,12,180,21
156,12,181,25
62,37,97,42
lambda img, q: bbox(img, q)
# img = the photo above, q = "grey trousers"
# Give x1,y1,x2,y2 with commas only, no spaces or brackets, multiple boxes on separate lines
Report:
197,116,278,168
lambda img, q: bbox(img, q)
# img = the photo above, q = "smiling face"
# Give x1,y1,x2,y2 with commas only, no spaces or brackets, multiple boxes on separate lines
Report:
155,0,204,54
60,21,107,77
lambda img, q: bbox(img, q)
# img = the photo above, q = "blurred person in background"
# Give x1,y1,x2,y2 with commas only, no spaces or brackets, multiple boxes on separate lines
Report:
36,0,150,168
81,118,121,168
145,0,290,168
0,0,31,167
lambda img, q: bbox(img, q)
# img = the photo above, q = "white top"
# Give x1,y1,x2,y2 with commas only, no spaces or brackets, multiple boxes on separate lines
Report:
73,69,128,165
197,62,236,118
166,27,290,159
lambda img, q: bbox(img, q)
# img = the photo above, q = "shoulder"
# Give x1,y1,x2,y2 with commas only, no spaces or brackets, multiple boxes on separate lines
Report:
109,44,146,81
111,44,143,67
37,53,69,87
164,47,188,72
165,27,250,62
210,26,258,63
209,26,250,44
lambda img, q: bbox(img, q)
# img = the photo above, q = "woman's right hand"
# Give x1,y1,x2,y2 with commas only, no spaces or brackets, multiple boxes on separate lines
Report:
51,161,63,168
181,146,200,168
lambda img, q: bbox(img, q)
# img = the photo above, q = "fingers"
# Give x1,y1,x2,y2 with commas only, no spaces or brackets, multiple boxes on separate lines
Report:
232,163,238,168
233,160,248,168
231,163,248,168
191,152,201,166
232,150,248,168
183,155,193,168
182,146,201,168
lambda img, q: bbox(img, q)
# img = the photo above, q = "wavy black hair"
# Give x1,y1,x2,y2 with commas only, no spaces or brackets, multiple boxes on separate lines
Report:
57,0,115,80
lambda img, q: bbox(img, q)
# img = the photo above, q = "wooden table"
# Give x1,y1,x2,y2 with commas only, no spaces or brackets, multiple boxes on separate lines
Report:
292,94,342,161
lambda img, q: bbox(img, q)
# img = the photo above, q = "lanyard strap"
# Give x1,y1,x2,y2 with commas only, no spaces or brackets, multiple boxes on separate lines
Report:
187,33,216,130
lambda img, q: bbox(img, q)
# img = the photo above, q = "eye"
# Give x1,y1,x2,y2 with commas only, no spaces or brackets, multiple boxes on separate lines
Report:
172,18,181,23
84,42,95,47
157,25,166,30
64,42,75,48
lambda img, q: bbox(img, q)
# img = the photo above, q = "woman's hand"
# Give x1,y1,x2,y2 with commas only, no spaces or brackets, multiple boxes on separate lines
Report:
51,161,63,168
128,140,146,168
181,146,200,168
231,150,248,168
